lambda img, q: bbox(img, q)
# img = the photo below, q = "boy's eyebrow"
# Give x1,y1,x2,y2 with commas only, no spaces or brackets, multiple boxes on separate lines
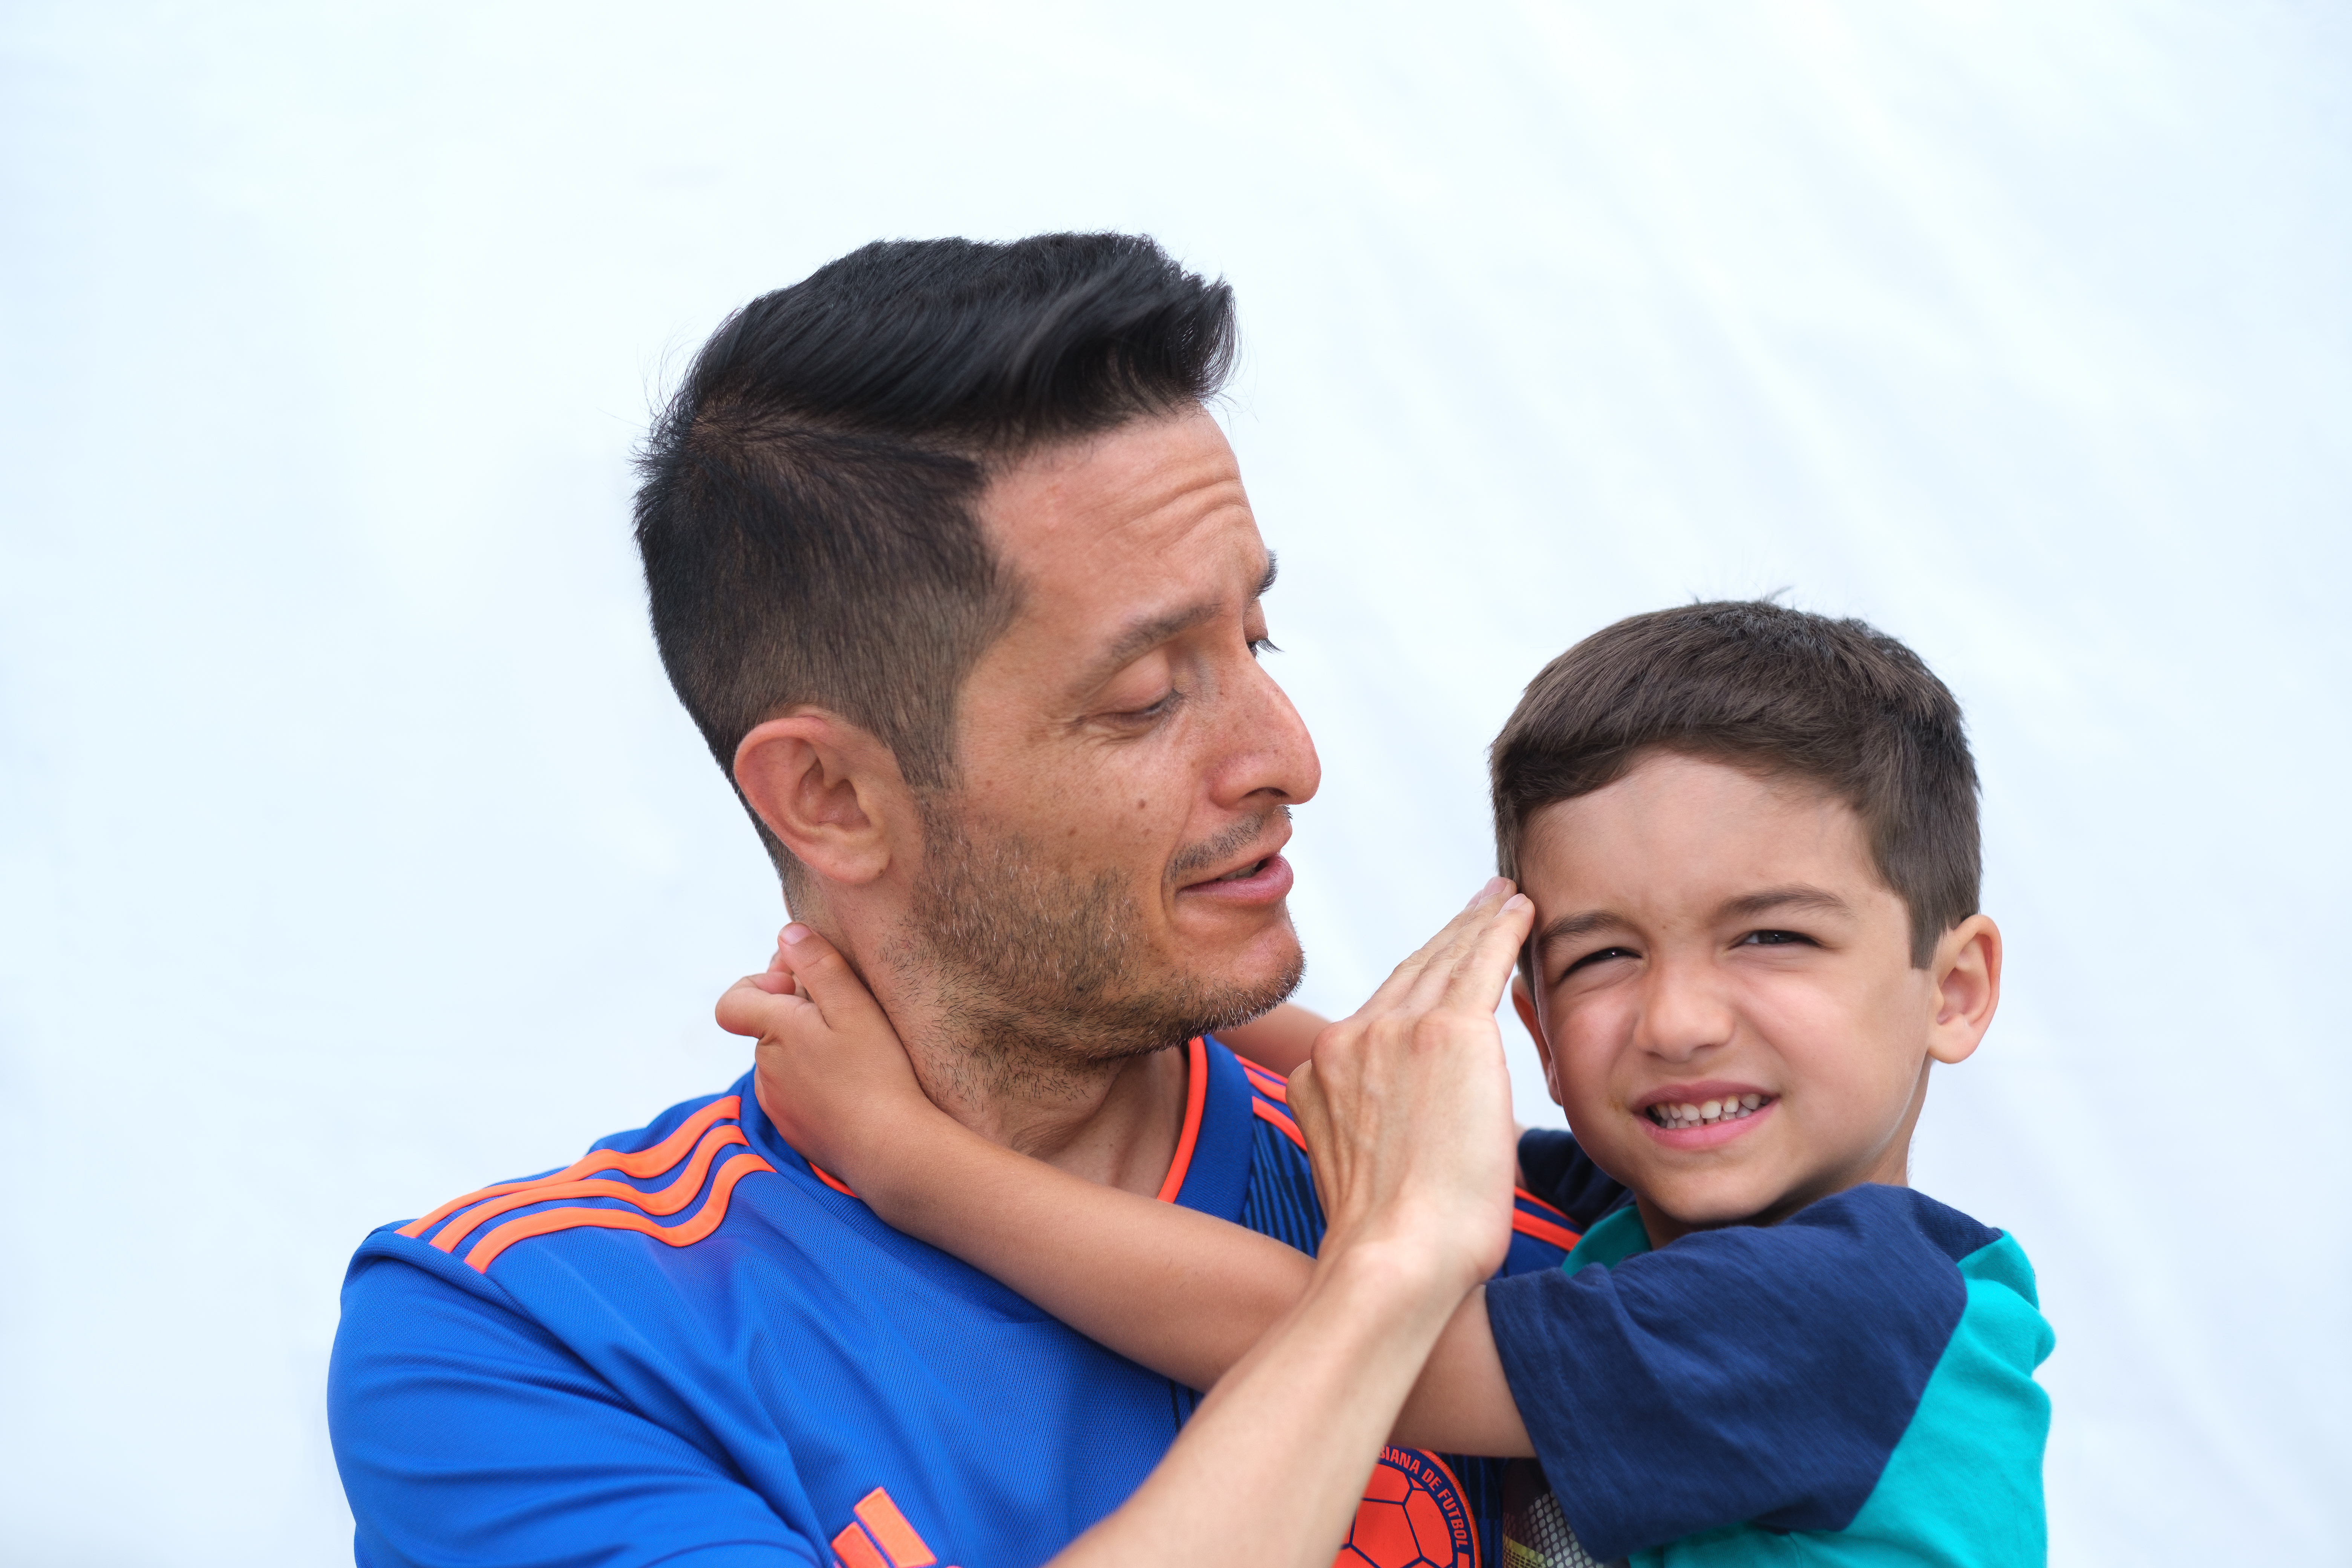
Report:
1718,885,1854,921
1534,909,1633,949
1533,886,1854,951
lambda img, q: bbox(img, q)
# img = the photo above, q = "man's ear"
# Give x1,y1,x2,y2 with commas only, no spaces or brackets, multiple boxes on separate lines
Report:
1511,975,1565,1109
732,710,911,888
1925,914,2002,1066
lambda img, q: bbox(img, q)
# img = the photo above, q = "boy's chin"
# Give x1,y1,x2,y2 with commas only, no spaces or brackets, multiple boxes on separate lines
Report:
1638,1169,1815,1233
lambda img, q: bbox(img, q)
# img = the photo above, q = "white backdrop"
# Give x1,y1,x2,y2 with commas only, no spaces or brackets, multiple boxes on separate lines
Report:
3,3,2346,1563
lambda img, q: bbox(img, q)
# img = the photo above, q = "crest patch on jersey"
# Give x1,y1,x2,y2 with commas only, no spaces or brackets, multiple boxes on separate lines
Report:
1339,1447,1478,1568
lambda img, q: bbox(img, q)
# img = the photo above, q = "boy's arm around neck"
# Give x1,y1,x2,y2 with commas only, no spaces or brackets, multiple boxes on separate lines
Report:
725,915,1536,1458
850,1094,1528,1455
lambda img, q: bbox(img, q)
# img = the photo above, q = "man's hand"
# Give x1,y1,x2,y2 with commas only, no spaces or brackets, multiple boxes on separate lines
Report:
1288,879,1532,1299
716,923,942,1191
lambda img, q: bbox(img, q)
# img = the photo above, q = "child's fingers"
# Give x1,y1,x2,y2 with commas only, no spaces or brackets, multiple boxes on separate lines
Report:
770,923,893,1037
714,970,813,1040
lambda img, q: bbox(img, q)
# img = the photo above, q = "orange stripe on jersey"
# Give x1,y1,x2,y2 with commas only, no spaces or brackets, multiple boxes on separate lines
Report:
398,1095,746,1240
1515,1185,1574,1223
1238,1057,1289,1104
1251,1095,1307,1151
831,1520,890,1568
853,1488,938,1568
461,1149,775,1272
1152,1037,1209,1204
1511,1188,1582,1252
809,1162,858,1197
426,1124,750,1254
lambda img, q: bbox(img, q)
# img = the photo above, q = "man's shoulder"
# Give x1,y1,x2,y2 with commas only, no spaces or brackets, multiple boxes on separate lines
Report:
350,1077,794,1291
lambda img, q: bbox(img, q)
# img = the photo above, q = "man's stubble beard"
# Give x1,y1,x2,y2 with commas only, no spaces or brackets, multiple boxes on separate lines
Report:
903,798,1304,1105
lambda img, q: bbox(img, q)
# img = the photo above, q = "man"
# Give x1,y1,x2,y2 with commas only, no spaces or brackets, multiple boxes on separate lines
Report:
328,234,1577,1567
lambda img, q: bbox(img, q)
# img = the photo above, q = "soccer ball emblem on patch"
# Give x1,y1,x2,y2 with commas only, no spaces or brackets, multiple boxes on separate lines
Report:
1336,1447,1476,1568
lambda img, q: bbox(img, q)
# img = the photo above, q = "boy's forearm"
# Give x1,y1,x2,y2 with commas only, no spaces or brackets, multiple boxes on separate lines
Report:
867,1111,1535,1453
1217,1002,1327,1076
1392,1287,1536,1456
861,1113,1309,1392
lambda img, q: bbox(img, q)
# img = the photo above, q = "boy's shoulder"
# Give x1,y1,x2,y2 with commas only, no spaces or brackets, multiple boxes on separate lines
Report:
1700,1181,2014,1280
1488,1185,2053,1565
1560,1181,2016,1285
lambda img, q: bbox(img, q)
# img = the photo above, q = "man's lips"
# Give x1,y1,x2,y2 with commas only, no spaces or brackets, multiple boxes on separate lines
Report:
1176,853,1294,906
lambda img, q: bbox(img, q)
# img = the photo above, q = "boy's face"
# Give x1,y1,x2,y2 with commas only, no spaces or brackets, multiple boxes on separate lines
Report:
1513,751,1999,1245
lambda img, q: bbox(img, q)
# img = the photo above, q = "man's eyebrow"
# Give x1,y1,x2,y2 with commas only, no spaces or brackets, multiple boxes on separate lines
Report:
1719,885,1854,922
1085,550,1277,683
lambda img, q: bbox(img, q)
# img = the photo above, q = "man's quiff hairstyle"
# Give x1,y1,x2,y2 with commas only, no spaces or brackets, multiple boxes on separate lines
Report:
1491,600,1980,967
634,234,1237,892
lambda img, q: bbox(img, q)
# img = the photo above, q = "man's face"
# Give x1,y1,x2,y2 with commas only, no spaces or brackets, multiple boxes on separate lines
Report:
908,409,1319,1062
1517,752,1953,1241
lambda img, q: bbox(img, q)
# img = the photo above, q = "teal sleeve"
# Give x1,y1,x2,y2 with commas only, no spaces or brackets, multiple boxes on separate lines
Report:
1638,1235,2055,1568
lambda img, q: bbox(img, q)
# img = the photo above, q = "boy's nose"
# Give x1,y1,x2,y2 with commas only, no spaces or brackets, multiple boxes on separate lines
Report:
1635,962,1736,1061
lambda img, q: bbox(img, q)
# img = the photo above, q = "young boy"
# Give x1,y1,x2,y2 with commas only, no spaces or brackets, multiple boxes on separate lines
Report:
737,600,2054,1567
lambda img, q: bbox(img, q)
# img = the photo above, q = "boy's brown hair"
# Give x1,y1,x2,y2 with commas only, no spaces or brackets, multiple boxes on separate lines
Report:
1490,600,1979,967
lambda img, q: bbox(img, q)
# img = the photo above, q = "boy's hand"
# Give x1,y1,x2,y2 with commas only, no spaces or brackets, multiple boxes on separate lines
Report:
716,924,940,1191
1289,880,1532,1296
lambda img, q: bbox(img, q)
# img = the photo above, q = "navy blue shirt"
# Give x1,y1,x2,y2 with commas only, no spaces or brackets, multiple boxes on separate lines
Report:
1493,1143,2054,1567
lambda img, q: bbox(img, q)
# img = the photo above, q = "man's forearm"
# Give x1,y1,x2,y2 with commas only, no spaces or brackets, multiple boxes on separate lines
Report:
1048,1240,1476,1568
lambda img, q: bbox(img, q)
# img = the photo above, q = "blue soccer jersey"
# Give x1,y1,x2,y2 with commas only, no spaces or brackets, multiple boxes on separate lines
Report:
329,1037,1578,1568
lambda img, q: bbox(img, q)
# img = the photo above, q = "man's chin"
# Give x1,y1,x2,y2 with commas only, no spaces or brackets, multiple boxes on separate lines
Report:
1177,903,1302,980
1173,937,1306,1038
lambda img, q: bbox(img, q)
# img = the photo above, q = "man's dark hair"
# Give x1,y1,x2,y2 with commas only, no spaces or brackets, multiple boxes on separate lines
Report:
634,234,1237,893
1490,600,1980,966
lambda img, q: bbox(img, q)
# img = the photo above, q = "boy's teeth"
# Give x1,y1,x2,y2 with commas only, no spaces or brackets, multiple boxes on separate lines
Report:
1648,1093,1768,1128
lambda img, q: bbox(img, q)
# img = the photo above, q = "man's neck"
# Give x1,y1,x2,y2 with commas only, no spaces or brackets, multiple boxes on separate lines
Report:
928,1043,1190,1198
863,957,1192,1199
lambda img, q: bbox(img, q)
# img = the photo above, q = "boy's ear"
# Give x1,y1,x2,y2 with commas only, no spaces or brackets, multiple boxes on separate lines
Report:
1925,914,2003,1066
1510,975,1566,1109
733,710,911,888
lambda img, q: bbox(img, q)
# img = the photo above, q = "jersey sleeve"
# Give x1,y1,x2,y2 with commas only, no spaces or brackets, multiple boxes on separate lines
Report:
330,1242,822,1568
1515,1127,1630,1228
1483,1185,1991,1562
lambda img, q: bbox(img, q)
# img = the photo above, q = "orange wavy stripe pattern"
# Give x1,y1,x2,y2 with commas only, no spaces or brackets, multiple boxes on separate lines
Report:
397,1095,744,1240
1251,1095,1307,1150
1238,1058,1289,1104
463,1150,776,1272
430,1124,750,1254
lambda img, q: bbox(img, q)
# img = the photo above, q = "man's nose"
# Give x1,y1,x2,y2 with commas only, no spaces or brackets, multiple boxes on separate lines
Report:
1209,657,1321,810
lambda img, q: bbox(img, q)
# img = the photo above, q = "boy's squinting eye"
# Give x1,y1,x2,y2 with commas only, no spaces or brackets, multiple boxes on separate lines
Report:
1737,929,1816,949
1561,945,1638,980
